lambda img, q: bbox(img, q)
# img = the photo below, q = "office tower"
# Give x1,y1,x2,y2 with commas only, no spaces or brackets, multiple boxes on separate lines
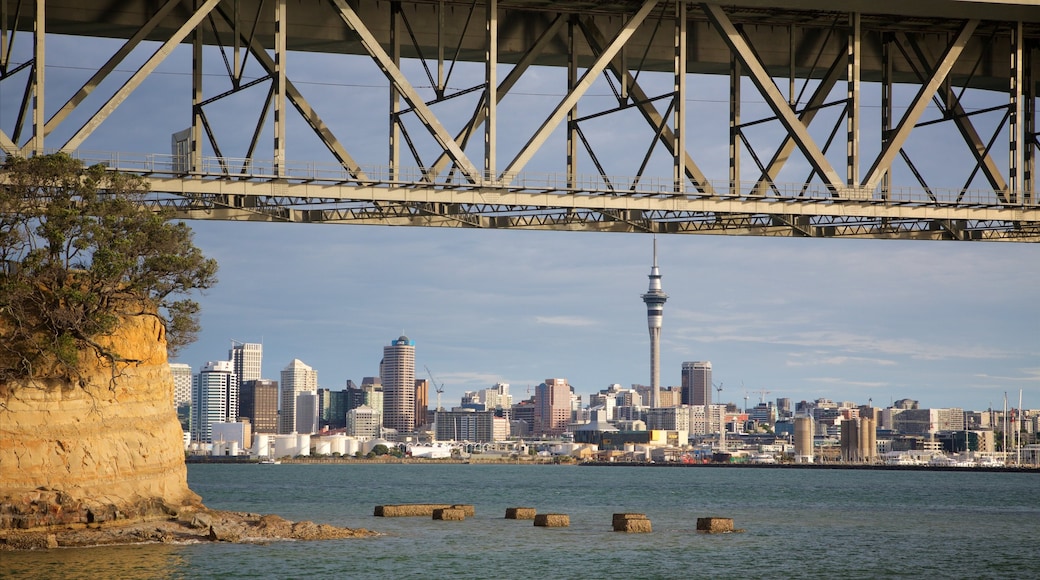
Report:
319,388,350,430
240,379,279,433
641,238,668,408
190,360,239,443
534,378,571,436
280,359,318,434
681,361,712,406
414,379,429,430
295,391,319,435
361,377,384,416
169,362,192,407
229,341,263,384
381,336,416,433
346,406,382,438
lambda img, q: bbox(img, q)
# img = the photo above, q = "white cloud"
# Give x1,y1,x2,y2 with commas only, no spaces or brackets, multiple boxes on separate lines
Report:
534,315,598,327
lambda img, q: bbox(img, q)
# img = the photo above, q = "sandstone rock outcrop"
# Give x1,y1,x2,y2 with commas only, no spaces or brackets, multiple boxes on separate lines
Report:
0,312,200,531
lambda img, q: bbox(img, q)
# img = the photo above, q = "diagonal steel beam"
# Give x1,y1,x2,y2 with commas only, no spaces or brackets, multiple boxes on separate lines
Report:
59,0,220,153
427,14,565,180
897,31,1008,197
45,0,179,136
751,49,846,196
0,129,16,154
863,19,979,191
215,4,369,182
329,0,481,182
502,0,659,180
702,3,844,192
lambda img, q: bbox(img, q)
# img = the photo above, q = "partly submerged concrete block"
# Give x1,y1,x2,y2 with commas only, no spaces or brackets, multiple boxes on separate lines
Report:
375,504,452,517
534,513,569,527
432,508,466,521
613,513,652,533
696,517,736,533
505,507,537,520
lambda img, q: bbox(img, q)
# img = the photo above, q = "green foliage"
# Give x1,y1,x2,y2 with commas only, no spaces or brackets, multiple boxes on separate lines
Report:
0,153,218,381
371,444,390,456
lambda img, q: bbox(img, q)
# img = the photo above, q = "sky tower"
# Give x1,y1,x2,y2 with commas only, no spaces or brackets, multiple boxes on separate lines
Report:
641,237,668,409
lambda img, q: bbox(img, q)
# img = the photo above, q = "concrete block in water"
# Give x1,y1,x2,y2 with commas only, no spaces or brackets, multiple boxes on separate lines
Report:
505,507,537,520
696,517,737,533
374,504,451,517
612,513,652,533
533,513,569,527
432,508,466,521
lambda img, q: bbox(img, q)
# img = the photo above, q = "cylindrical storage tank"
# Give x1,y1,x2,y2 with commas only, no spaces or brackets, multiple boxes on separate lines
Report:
254,434,271,458
297,433,311,456
858,418,871,462
274,434,297,458
314,438,332,456
344,437,360,457
229,441,240,456
328,435,346,456
865,418,877,461
794,417,813,463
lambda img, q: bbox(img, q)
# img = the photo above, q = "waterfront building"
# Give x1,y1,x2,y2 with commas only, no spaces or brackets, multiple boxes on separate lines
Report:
211,421,250,454
535,378,571,436
295,391,319,435
279,359,318,434
229,341,263,384
640,238,668,408
690,404,726,436
646,405,690,432
190,360,239,443
381,336,416,434
239,379,279,434
345,405,382,438
434,409,499,442
170,362,192,407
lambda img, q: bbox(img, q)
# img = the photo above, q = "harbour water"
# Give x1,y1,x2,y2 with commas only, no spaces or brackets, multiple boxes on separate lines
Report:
6,464,1038,579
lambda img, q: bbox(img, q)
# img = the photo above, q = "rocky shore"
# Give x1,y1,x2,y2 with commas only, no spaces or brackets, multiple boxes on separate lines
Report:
0,507,377,550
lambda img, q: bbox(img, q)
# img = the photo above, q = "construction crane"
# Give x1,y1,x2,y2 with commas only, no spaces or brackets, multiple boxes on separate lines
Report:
755,390,773,405
424,365,445,411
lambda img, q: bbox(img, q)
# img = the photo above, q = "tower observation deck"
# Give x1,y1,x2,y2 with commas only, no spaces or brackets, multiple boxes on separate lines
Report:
2,0,1039,240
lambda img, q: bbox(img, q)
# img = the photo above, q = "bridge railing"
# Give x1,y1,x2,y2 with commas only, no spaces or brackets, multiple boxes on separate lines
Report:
36,149,1033,209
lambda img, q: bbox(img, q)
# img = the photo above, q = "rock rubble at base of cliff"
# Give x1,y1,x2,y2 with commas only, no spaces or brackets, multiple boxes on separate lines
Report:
0,508,378,550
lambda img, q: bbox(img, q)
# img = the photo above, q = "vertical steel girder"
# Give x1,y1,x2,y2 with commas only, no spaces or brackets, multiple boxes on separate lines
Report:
3,0,1038,215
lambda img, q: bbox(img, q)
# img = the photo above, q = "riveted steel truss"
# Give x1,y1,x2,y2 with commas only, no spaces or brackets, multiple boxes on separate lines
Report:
1,0,1039,241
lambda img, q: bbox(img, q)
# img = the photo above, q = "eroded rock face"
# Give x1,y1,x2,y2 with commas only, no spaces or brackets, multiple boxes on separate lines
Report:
0,313,201,531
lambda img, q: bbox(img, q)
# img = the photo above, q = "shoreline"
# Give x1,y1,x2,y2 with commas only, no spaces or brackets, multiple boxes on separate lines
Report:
186,456,1039,472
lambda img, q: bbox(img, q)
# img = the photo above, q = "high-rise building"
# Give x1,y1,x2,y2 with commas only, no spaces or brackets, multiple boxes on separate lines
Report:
240,379,279,434
169,362,192,407
295,391,319,435
318,388,350,430
345,405,382,438
191,360,239,443
280,359,318,434
381,336,416,434
641,238,668,409
534,378,571,436
414,379,429,430
229,341,262,384
681,361,712,407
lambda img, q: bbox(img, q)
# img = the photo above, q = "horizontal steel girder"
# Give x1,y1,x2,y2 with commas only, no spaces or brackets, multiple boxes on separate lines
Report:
136,175,1040,241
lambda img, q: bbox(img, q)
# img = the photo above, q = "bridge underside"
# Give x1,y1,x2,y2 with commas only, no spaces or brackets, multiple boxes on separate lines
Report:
2,0,1040,240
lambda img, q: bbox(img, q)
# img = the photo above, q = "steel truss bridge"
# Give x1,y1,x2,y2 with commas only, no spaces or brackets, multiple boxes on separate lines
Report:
3,0,1040,241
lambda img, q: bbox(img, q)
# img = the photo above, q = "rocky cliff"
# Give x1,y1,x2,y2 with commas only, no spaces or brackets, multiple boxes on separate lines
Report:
0,312,201,530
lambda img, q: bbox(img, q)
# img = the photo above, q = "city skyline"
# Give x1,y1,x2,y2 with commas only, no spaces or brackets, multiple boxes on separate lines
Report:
171,226,1039,413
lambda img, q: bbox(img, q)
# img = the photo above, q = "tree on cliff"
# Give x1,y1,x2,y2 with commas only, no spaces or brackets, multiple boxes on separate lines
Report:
0,153,218,381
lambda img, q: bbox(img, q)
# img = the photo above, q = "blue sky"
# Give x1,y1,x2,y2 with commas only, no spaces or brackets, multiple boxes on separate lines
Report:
3,30,1038,412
